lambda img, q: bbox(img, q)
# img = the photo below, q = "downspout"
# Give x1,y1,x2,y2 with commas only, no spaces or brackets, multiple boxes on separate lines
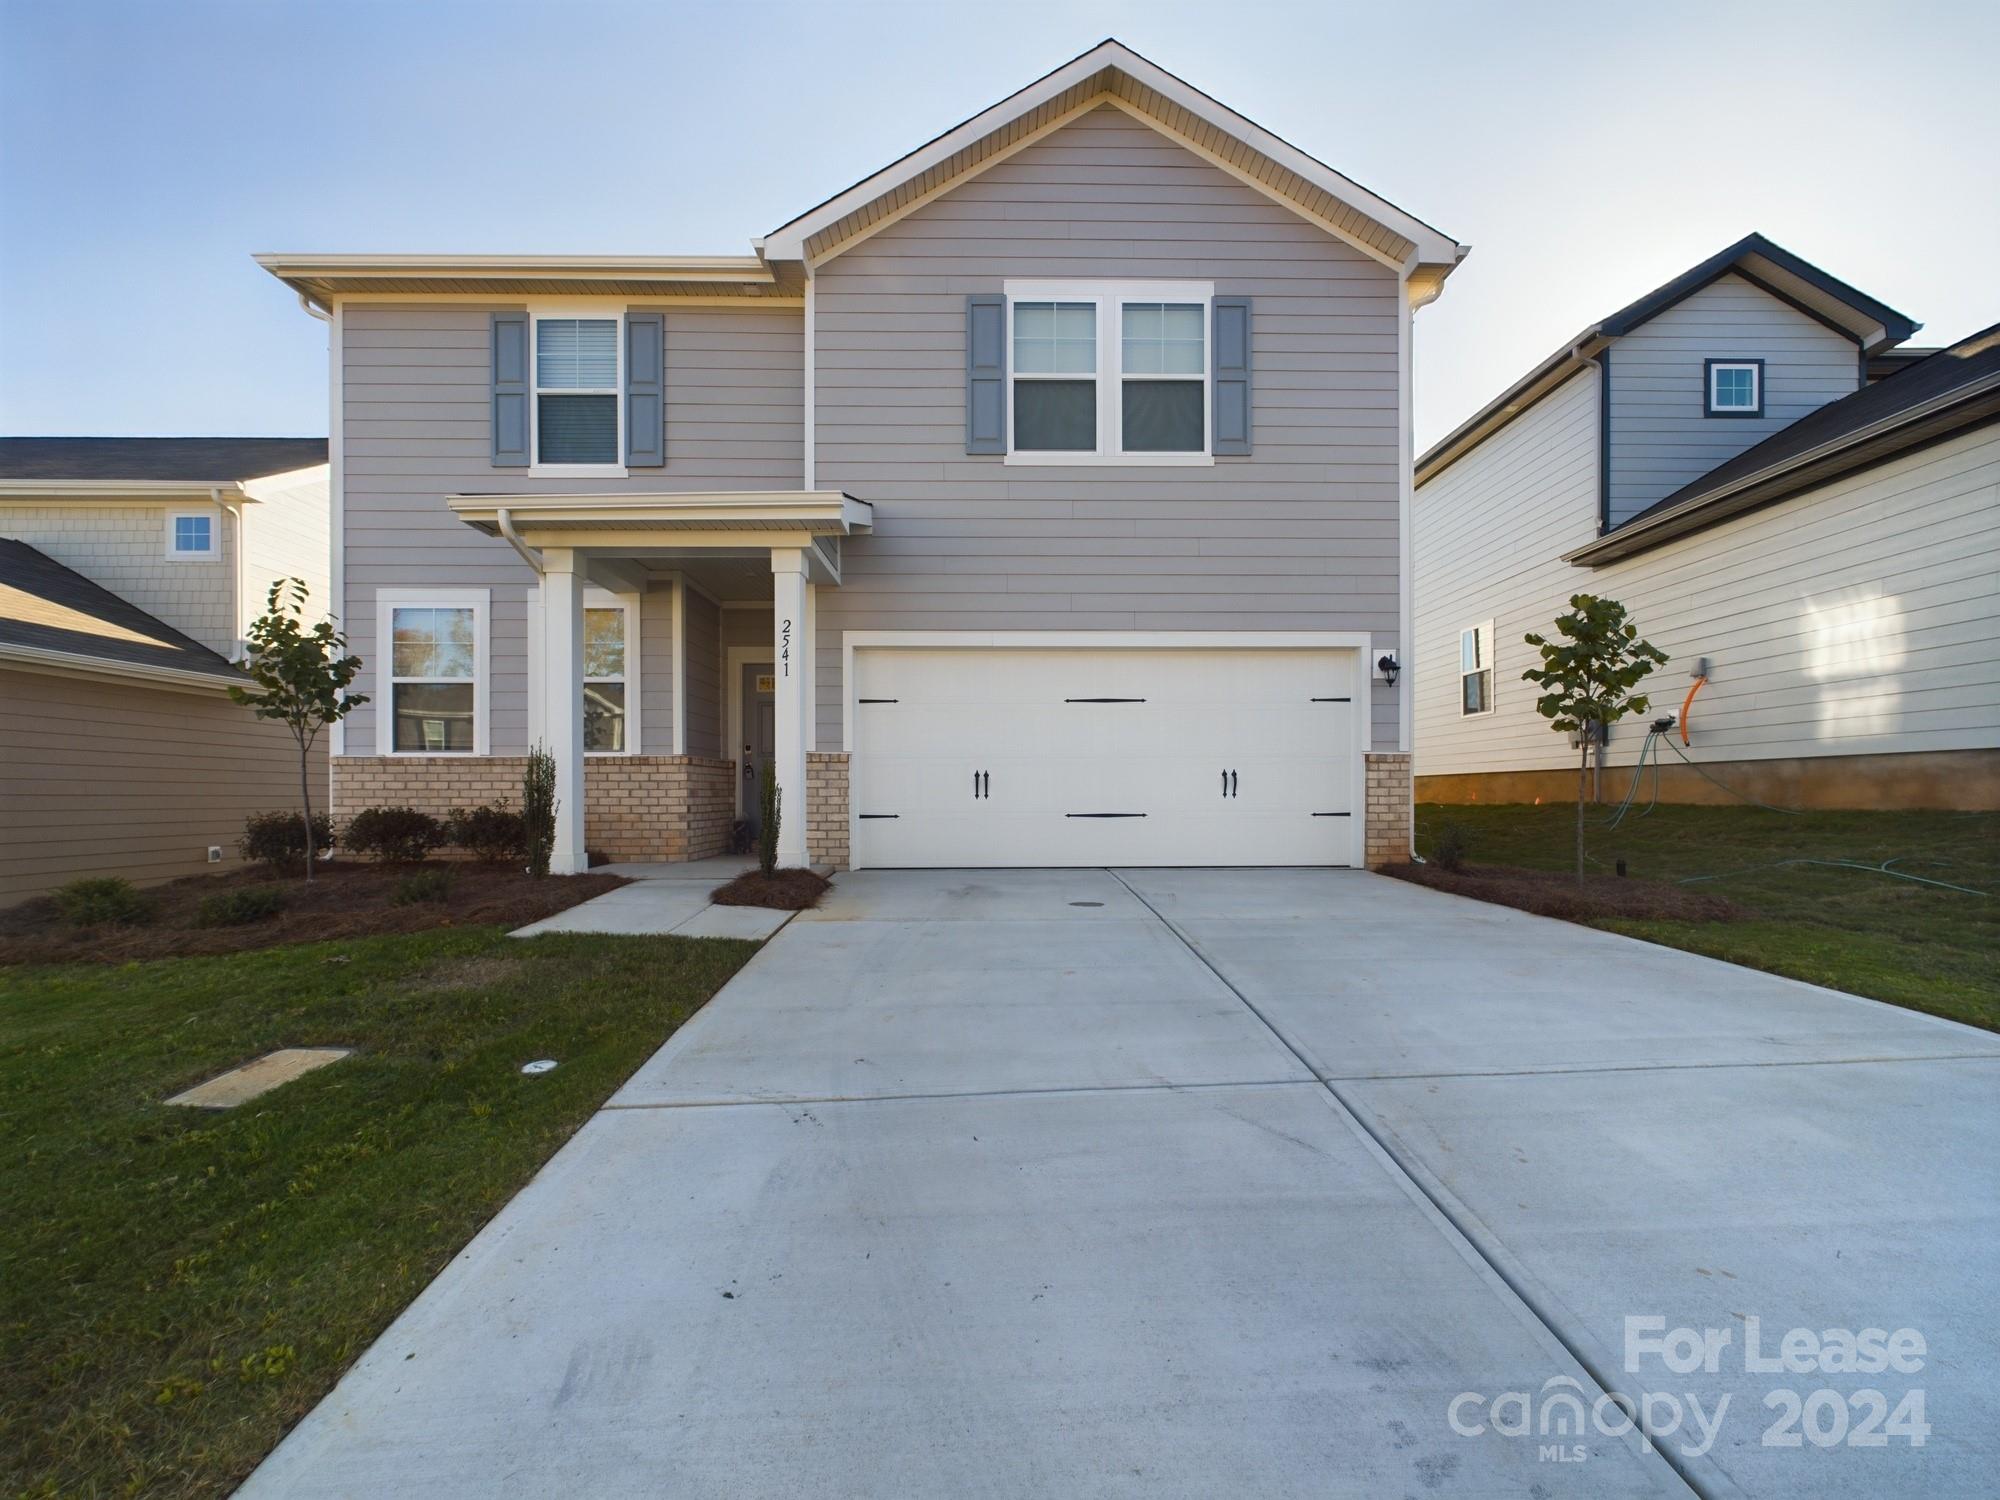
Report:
296,291,331,323
497,507,544,576
214,486,246,659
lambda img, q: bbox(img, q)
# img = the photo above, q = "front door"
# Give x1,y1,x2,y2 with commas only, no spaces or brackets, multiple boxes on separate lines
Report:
740,661,777,837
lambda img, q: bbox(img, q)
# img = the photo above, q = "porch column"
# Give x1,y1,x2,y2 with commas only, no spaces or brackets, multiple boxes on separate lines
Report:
541,548,589,874
771,548,810,868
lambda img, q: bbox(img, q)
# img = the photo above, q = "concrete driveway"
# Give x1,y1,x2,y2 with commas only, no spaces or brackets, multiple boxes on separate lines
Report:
243,869,2000,1498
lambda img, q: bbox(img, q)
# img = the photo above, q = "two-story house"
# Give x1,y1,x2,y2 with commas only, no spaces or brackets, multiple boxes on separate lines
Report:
0,437,330,899
1414,235,1999,811
259,40,1466,873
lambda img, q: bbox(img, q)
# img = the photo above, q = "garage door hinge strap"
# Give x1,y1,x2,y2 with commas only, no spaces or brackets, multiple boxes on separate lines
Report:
1066,812,1147,818
1065,697,1146,703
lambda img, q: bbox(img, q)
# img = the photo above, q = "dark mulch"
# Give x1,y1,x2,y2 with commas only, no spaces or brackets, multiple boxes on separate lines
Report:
710,868,832,910
0,861,628,964
1381,861,1744,924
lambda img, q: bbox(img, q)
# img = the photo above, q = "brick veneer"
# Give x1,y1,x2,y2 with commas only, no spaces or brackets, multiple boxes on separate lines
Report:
1363,753,1412,869
807,751,850,870
333,755,736,863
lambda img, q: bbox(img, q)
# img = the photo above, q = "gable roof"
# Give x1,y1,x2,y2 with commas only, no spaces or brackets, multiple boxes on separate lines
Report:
1418,234,1920,486
0,437,327,485
0,538,246,688
1566,322,2000,565
758,39,1465,279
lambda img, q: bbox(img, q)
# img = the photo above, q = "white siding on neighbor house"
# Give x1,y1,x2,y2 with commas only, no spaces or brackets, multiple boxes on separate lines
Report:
1417,416,2000,778
812,103,1406,753
1607,274,1860,525
0,499,237,656
240,467,331,633
338,302,803,752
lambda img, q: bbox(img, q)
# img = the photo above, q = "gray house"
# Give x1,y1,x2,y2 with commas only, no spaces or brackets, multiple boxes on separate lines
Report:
1415,236,2000,810
260,40,1466,872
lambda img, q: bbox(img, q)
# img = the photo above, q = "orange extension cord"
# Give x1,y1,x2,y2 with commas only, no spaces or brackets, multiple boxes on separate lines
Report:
1680,673,1708,745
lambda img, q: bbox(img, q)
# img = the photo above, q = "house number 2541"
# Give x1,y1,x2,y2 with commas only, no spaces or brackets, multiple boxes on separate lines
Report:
780,618,792,677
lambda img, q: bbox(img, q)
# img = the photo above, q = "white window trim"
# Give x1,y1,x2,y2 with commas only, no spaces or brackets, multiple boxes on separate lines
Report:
529,302,628,478
1002,279,1215,467
375,588,490,757
1459,620,1496,719
1707,360,1762,415
583,586,641,756
164,507,220,560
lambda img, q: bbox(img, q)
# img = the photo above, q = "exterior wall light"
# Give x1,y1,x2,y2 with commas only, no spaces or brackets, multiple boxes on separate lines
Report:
1376,652,1400,687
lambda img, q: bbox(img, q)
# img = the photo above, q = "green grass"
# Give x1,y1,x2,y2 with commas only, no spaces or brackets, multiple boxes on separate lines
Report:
1415,803,2000,1031
0,927,755,1499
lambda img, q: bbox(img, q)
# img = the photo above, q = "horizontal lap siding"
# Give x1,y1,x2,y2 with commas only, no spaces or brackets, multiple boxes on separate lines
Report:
1607,275,1859,525
0,668,323,902
814,104,1403,752
340,303,802,752
1417,405,2000,776
242,472,331,626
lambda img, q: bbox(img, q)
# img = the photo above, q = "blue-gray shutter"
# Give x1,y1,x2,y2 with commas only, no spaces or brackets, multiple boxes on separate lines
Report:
965,293,1006,454
490,312,529,466
625,311,665,467
1211,296,1252,456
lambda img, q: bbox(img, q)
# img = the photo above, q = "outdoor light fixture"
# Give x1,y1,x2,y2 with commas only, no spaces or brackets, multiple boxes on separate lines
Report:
1376,653,1400,687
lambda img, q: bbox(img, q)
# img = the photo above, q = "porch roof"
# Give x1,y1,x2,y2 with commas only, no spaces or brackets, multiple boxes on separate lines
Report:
445,489,871,544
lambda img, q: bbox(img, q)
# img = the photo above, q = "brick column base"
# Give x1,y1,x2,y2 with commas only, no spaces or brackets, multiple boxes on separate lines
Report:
807,751,850,870
1364,753,1412,869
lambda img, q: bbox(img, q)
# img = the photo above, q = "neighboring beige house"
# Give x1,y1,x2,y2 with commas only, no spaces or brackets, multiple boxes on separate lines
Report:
1414,237,1999,810
258,40,1467,873
0,438,331,901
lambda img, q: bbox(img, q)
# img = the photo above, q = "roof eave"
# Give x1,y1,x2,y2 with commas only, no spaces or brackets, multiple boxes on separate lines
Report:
0,641,241,693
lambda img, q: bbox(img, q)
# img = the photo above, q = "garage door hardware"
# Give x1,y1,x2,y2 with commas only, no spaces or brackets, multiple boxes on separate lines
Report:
1066,812,1146,818
1311,811,1351,817
1065,697,1146,703
858,697,898,704
1220,769,1238,798
1310,696,1351,703
857,813,900,819
971,771,991,798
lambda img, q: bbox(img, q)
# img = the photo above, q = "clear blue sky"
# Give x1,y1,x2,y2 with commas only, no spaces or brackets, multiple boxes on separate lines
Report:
2,0,1995,451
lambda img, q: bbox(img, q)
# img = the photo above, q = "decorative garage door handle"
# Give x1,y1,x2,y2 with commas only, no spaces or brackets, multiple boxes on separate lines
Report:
1220,769,1238,798
971,771,991,799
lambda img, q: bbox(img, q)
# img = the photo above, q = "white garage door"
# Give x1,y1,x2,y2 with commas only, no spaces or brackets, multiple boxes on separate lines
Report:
850,644,1362,868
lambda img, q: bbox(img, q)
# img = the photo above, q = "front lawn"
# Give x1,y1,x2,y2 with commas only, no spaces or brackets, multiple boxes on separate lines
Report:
1410,803,2000,1032
0,926,754,1498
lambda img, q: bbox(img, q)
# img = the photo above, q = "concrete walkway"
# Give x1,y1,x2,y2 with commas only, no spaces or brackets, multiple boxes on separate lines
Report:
243,869,2000,1498
511,856,792,941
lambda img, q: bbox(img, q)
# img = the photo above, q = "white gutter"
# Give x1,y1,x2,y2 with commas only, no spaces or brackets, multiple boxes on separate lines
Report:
497,507,544,575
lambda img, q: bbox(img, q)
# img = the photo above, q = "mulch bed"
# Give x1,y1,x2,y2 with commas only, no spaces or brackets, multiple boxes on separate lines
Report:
710,868,832,910
1380,861,1744,924
0,861,628,964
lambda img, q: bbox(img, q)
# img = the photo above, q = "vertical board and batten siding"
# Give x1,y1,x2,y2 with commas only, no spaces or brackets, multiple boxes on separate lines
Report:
1606,275,1860,525
0,668,323,902
1417,409,2000,778
339,302,802,751
811,104,1404,752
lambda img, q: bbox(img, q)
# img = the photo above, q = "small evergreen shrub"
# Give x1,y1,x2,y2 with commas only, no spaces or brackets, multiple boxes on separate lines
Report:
196,886,288,927
523,746,558,878
757,758,781,876
53,877,151,927
1432,820,1473,874
239,810,335,872
344,807,446,863
444,803,526,863
391,868,456,906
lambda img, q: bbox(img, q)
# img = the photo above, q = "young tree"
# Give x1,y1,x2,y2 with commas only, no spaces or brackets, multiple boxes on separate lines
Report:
229,579,366,882
1522,594,1668,882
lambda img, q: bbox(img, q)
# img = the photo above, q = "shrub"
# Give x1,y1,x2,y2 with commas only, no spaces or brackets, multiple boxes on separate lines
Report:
445,803,526,863
523,746,557,877
53,877,151,927
239,810,335,873
196,886,287,927
757,758,780,876
1432,820,1473,874
344,806,446,863
391,868,456,906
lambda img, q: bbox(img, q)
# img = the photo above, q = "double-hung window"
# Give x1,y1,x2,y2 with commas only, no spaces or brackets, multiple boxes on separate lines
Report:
1005,281,1213,462
582,597,636,754
535,315,621,468
379,591,488,754
1460,622,1495,717
1705,359,1763,417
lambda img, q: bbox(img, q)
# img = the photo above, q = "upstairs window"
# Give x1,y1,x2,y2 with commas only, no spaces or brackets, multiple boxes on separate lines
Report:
1460,622,1494,717
535,316,620,466
1705,359,1763,417
166,510,216,559
1005,282,1213,462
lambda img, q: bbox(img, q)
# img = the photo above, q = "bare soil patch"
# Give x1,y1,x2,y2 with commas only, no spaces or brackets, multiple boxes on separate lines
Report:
710,868,832,910
0,861,627,964
1381,861,1744,924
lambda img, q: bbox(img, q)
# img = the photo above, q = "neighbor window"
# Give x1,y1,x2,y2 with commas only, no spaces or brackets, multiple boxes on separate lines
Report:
166,510,216,559
1007,282,1211,460
1706,360,1763,417
583,605,629,753
389,604,478,752
535,316,620,465
1460,622,1494,717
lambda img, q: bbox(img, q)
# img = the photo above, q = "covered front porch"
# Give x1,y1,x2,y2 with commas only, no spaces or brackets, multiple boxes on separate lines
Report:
447,489,869,873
